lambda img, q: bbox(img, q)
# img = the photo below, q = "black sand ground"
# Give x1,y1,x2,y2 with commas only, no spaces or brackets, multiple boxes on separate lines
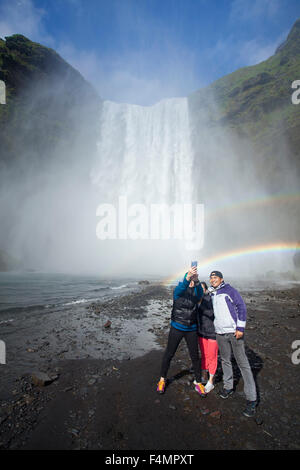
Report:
0,282,299,451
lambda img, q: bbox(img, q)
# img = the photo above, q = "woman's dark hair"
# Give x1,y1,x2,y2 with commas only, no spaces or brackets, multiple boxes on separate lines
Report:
201,281,208,290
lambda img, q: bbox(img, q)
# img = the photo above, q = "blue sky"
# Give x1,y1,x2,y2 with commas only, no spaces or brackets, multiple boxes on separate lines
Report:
0,0,300,105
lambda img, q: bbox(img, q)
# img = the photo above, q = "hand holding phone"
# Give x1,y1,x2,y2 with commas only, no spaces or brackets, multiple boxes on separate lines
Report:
187,262,198,281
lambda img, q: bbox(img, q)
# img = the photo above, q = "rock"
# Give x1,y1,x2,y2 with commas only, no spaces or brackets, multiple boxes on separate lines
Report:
280,416,289,424
284,326,297,332
79,387,88,396
31,372,58,387
138,280,150,285
23,394,35,405
58,349,69,355
104,320,111,328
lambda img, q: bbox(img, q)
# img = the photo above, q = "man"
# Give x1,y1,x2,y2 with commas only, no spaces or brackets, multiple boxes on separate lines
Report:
156,265,205,396
209,270,257,417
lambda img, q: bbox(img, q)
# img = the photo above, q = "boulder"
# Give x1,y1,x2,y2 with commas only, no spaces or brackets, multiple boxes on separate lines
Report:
31,371,58,387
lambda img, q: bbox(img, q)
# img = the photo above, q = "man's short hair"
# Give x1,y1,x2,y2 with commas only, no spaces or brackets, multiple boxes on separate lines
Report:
210,270,223,278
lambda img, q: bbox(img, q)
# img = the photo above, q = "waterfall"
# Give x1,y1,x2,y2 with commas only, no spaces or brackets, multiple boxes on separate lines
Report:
90,98,195,206
89,97,201,272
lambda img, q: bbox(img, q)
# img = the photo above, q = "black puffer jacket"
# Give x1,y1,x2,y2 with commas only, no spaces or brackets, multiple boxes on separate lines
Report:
171,279,203,327
197,293,216,339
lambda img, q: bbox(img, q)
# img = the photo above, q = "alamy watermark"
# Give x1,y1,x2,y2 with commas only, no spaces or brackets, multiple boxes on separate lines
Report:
96,196,204,250
291,340,300,365
291,80,300,104
0,340,6,364
0,80,5,105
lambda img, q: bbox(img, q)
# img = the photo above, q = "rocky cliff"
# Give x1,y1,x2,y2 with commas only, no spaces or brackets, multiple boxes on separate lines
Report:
0,34,100,169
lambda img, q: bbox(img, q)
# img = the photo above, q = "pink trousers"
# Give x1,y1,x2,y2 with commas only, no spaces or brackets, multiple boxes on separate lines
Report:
198,337,218,376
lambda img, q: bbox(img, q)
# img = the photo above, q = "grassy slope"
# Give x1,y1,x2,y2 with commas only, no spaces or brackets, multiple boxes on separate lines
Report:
0,34,99,166
188,18,300,164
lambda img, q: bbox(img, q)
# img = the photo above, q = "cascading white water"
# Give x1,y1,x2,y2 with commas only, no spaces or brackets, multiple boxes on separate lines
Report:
90,98,194,206
89,97,200,273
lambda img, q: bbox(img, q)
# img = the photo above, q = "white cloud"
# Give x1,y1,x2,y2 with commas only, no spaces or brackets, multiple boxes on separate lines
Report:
221,0,289,67
57,39,199,105
0,0,54,45
0,0,200,105
229,0,281,23
203,0,289,74
0,0,291,104
204,31,288,75
237,29,289,65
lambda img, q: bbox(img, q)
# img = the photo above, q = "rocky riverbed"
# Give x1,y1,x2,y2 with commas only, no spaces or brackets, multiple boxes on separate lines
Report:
0,281,299,450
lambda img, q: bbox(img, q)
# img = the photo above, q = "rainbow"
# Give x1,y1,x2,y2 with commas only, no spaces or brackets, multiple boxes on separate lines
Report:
206,193,300,221
163,241,300,285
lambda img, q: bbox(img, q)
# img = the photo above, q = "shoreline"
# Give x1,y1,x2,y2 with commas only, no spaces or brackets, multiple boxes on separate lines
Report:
0,282,171,399
0,281,299,450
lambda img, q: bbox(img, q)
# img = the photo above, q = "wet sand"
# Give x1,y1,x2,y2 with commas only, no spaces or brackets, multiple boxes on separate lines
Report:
0,281,299,451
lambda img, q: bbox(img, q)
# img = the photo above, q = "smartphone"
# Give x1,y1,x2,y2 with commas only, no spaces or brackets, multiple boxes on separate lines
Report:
191,261,197,268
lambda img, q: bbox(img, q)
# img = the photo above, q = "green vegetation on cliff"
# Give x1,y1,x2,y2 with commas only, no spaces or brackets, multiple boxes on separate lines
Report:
0,34,101,272
0,34,100,168
188,18,300,188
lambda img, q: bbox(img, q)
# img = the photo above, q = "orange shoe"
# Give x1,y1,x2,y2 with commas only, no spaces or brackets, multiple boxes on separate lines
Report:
157,378,166,394
194,382,207,396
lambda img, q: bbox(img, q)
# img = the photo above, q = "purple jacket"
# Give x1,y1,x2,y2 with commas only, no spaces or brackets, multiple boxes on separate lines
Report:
210,282,247,334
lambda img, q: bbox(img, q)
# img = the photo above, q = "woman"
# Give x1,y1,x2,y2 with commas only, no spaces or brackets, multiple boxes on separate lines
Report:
156,265,206,396
197,281,218,393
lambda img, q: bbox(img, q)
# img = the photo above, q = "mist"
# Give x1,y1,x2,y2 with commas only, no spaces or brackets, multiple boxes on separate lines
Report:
192,82,300,276
1,72,299,280
1,14,300,280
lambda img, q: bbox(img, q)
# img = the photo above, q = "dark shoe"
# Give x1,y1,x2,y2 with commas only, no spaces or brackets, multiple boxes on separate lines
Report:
242,400,257,417
219,388,234,399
